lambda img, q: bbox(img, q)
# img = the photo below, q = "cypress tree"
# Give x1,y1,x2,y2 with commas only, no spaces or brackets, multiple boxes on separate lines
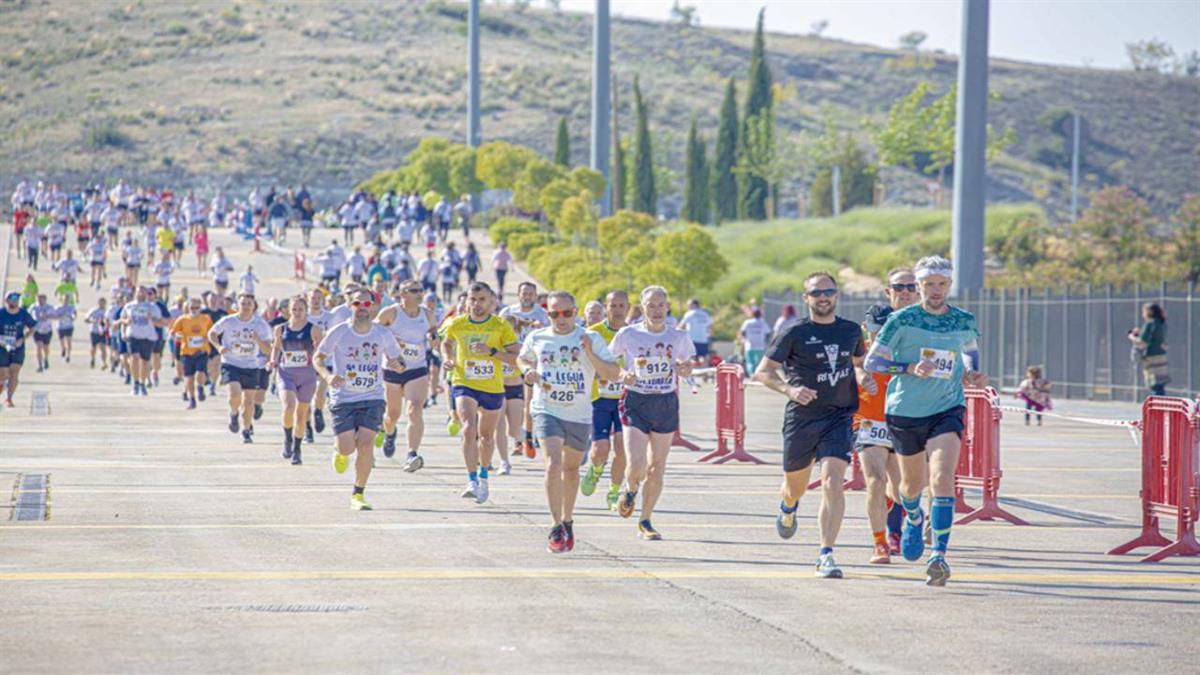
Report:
612,137,626,210
632,76,657,216
738,8,773,221
554,116,570,166
711,77,738,223
684,117,702,222
696,135,711,224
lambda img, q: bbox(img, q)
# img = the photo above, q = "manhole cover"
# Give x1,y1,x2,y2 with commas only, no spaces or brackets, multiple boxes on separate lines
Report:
30,391,50,416
13,473,50,521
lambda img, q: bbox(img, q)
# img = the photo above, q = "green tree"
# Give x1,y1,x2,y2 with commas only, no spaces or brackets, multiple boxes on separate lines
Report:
475,141,538,190
711,77,739,223
641,224,728,300
738,8,773,220
554,116,570,166
512,158,565,213
810,135,876,217
733,104,803,219
632,76,657,216
612,135,627,210
1174,194,1200,284
1070,186,1159,279
448,145,484,198
683,118,703,222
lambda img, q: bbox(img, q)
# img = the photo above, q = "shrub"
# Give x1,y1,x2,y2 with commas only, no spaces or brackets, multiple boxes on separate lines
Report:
83,118,130,149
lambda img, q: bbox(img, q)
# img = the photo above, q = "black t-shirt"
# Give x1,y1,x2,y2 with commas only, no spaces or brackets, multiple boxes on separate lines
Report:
765,317,864,419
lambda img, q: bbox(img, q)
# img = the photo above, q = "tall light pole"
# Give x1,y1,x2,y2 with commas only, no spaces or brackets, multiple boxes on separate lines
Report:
467,0,481,149
591,0,612,216
950,0,989,296
1070,111,1080,222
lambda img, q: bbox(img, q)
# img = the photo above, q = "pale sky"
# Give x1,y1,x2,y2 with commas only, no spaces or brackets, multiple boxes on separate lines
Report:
557,0,1200,70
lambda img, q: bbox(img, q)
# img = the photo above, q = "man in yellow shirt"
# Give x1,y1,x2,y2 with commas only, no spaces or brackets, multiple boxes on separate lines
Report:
156,224,176,265
440,282,519,504
171,298,214,409
581,289,630,510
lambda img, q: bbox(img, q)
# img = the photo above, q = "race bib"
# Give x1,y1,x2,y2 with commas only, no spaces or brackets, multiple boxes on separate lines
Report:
345,364,379,391
0,335,15,350
921,348,957,380
464,359,495,381
856,420,893,448
399,343,424,364
502,362,516,378
281,350,309,368
131,309,150,326
634,356,673,380
187,336,205,349
598,378,623,397
233,341,256,357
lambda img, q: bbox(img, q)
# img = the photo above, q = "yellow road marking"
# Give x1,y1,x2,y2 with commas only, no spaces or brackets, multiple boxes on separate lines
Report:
0,568,1194,585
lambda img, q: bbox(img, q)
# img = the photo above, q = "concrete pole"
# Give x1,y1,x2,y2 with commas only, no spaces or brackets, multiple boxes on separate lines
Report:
591,0,612,216
950,0,989,296
467,0,481,148
831,165,841,217
1070,111,1080,222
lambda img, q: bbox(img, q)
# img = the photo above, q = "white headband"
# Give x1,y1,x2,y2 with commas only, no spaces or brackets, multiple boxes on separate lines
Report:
915,266,953,281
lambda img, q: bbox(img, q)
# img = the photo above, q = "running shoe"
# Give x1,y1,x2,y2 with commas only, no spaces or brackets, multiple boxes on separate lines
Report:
617,489,637,518
187,399,196,410
197,386,206,402
173,376,181,385
475,477,490,504
131,385,138,396
498,459,511,475
563,520,575,552
606,484,621,511
402,452,424,473
461,480,478,499
815,553,844,579
775,502,798,539
869,542,891,564
523,441,536,459
304,422,314,444
902,513,926,562
332,451,349,475
637,519,661,540
253,404,263,421
228,414,239,434
282,437,293,459
925,555,951,587
381,432,396,458
547,524,566,553
374,429,386,449
153,373,159,386
313,409,326,434
241,429,253,444
208,382,216,396
5,398,13,408
447,418,461,437
888,531,902,556
580,462,603,496
124,373,131,385
291,444,302,465
181,390,188,402
350,494,373,511
140,383,148,396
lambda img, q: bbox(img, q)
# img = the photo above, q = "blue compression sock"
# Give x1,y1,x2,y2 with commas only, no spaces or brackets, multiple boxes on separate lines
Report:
819,546,833,556
930,496,954,555
780,499,798,513
468,471,478,482
901,495,923,524
887,501,904,535
479,466,489,479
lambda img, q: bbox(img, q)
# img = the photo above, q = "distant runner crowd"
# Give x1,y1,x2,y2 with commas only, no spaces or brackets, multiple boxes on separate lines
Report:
3,178,991,586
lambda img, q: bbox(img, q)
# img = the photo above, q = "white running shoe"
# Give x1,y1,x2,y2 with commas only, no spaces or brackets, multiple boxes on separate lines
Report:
815,553,844,579
461,480,478,499
475,477,490,504
499,460,512,475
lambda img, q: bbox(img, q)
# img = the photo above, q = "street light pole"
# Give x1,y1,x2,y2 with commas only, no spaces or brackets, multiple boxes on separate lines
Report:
591,0,612,216
950,0,989,296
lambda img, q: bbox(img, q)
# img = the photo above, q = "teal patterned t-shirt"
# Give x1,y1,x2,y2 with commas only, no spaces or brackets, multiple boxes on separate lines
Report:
873,304,980,418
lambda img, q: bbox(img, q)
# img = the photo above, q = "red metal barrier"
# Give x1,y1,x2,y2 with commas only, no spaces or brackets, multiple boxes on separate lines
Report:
294,252,306,280
698,364,764,464
1108,396,1200,563
954,387,1028,525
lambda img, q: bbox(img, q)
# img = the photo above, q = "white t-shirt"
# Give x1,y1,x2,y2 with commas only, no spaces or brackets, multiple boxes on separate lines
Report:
500,304,552,342
154,260,175,286
680,308,712,344
211,314,272,369
608,323,695,395
520,326,613,424
317,322,401,406
211,258,234,282
740,318,771,352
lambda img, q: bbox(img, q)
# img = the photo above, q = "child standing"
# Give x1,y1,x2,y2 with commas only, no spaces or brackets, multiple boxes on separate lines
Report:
1017,365,1052,426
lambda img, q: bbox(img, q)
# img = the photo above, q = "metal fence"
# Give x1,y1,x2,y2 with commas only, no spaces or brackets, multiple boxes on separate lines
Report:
763,283,1198,401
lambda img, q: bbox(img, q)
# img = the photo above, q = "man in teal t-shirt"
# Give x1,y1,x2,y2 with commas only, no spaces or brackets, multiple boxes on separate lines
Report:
866,255,988,587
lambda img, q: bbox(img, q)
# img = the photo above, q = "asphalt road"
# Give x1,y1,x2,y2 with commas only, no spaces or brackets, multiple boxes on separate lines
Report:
2,222,1196,673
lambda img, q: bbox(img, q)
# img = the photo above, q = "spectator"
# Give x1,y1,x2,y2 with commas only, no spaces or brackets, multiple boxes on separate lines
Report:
1129,302,1169,396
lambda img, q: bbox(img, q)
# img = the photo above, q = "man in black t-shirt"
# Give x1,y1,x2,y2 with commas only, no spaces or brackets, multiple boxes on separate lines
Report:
753,271,874,580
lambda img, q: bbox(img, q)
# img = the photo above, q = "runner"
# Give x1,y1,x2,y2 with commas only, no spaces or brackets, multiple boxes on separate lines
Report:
753,271,870,579
609,286,695,540
315,288,405,510
29,294,57,372
208,293,273,443
499,281,551,459
117,286,169,395
85,297,109,369
0,291,37,407
171,298,214,409
857,268,919,563
121,232,143,287
865,256,988,587
374,280,435,471
678,298,713,366
306,288,332,440
581,289,631,510
440,282,520,504
200,291,227,398
270,295,322,464
493,314,525,475
85,232,107,289
491,241,512,299
210,247,234,294
518,290,619,552
55,295,77,364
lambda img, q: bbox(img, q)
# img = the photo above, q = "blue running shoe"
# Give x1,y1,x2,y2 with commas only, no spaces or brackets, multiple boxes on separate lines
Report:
925,555,950,587
901,511,925,561
775,501,798,539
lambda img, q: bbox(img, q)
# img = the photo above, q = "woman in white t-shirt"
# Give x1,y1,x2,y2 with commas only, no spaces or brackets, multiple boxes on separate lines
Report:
739,309,771,376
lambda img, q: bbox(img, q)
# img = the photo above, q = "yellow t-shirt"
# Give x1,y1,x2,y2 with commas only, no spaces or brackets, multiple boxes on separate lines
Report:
157,227,176,251
441,314,518,394
589,321,625,401
171,314,214,356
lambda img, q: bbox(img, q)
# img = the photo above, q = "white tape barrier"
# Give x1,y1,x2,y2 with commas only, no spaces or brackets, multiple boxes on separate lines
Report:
997,404,1141,447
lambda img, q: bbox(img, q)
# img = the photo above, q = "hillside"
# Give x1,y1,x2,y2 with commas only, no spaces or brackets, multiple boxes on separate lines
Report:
1,0,1197,217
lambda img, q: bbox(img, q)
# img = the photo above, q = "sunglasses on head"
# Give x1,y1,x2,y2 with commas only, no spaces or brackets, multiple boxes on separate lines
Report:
806,289,837,298
351,300,374,308
890,283,918,292
548,308,576,319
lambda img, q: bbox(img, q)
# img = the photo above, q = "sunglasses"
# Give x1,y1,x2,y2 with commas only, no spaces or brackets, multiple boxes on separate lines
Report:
403,288,423,294
890,283,917,292
806,289,838,298
351,300,374,308
548,308,576,319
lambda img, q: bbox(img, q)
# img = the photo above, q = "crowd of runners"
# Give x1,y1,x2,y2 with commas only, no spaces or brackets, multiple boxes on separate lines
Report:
2,179,987,586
